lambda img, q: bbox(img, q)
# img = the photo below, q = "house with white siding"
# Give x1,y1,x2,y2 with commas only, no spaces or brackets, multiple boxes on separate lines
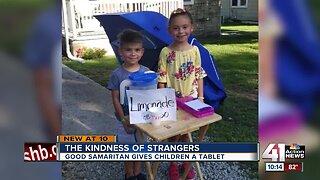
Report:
62,0,222,59
221,0,258,22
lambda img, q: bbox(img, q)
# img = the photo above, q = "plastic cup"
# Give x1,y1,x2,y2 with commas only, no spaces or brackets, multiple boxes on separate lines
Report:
148,107,162,126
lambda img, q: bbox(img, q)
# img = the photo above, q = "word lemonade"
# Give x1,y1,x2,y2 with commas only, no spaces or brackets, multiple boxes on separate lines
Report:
126,88,177,124
129,95,175,121
56,136,258,161
129,95,175,111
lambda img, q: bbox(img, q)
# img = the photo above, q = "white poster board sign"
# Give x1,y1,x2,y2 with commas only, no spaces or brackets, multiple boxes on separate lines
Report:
126,88,176,124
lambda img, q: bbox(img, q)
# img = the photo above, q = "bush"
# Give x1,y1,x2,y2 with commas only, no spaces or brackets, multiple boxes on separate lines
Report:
76,47,107,59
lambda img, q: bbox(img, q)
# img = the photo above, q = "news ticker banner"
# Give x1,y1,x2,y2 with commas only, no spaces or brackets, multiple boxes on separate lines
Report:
24,135,259,161
57,143,258,161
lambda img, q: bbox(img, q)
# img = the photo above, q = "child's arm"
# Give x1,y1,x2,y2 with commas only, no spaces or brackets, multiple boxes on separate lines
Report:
157,49,168,89
111,90,124,119
197,78,204,102
111,90,134,134
194,46,206,102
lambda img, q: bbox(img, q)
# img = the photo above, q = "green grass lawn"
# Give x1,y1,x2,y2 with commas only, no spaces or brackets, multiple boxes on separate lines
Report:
198,24,258,143
63,56,118,87
206,24,258,177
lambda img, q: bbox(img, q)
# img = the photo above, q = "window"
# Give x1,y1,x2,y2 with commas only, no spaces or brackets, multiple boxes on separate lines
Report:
184,0,194,5
231,0,247,8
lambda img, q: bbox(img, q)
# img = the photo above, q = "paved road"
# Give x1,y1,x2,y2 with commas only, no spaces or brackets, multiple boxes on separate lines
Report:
62,65,116,135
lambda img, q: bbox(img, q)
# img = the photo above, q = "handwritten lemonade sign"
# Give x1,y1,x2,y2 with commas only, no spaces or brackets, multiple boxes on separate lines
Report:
126,88,176,124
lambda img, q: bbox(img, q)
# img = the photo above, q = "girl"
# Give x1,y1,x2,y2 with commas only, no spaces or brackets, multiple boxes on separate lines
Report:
157,8,207,180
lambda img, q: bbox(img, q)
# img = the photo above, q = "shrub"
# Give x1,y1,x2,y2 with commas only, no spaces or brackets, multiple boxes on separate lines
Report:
77,47,107,59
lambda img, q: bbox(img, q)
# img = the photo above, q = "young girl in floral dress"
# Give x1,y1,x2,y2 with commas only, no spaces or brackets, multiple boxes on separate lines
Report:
157,8,207,180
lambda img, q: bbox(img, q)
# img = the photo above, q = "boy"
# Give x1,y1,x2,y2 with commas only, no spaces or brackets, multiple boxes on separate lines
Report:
108,29,148,180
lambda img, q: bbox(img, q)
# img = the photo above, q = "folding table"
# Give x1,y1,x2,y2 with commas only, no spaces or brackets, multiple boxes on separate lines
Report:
135,109,222,180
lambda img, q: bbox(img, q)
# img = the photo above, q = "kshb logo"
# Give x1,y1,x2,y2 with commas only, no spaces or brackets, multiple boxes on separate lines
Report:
262,144,305,162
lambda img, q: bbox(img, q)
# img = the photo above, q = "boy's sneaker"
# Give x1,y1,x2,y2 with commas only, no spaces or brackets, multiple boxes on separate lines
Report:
135,173,147,180
168,163,179,180
181,162,195,180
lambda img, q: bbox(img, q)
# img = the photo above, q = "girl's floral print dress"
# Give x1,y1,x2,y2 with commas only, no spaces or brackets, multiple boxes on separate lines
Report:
158,46,207,98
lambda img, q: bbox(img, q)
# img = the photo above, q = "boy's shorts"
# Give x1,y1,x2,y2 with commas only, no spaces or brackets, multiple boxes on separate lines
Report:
115,118,138,143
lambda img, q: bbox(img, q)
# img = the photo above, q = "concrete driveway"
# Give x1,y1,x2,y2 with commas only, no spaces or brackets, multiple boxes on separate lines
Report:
62,65,116,135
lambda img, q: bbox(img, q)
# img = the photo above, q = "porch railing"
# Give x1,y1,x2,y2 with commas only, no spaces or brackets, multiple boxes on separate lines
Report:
63,0,184,40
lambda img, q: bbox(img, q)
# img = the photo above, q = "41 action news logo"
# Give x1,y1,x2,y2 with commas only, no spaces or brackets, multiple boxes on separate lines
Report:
262,143,305,162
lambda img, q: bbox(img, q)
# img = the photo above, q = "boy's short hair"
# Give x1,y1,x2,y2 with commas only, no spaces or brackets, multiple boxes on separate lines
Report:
118,29,143,47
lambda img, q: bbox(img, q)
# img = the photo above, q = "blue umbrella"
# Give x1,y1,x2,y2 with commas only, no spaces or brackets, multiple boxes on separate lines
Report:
95,11,172,71
95,11,226,109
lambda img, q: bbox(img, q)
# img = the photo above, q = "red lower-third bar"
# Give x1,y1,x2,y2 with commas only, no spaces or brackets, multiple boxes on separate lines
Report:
24,143,56,161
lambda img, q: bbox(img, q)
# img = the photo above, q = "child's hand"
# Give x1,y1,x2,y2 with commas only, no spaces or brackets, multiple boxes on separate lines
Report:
198,97,204,103
123,124,135,134
120,117,135,134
